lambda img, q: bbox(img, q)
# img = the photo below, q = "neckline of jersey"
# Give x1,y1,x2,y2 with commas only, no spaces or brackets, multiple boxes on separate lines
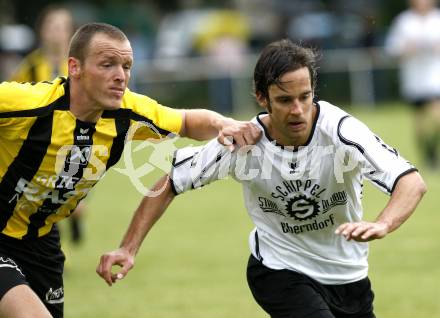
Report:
255,102,321,152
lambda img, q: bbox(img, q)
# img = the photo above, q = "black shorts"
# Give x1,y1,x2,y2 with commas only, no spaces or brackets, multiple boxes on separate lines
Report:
0,225,65,318
246,255,375,318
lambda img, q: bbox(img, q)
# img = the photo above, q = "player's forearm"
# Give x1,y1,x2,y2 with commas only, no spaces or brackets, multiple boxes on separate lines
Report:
375,171,427,233
181,109,231,140
119,175,175,256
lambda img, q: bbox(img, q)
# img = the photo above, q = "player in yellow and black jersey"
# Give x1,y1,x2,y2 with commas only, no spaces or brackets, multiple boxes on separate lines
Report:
0,23,261,318
9,5,88,249
0,77,183,240
10,5,73,83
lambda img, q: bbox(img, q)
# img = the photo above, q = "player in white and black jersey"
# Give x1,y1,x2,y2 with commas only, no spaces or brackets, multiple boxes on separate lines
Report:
97,40,427,318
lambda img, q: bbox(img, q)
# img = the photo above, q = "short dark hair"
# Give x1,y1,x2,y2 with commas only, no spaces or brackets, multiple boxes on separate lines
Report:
254,39,319,100
68,22,128,62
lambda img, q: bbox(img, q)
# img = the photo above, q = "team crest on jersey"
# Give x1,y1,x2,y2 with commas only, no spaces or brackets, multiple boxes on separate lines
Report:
285,195,320,221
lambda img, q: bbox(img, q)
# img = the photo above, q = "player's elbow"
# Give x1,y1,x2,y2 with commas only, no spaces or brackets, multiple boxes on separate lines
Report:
396,171,427,199
412,172,427,198
417,178,428,198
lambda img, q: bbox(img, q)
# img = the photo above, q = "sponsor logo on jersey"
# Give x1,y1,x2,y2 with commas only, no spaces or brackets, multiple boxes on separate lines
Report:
79,128,89,135
321,191,347,213
76,135,90,141
271,179,327,201
8,176,94,214
258,197,285,216
66,146,91,165
289,161,297,174
257,180,348,234
281,214,335,235
76,128,91,141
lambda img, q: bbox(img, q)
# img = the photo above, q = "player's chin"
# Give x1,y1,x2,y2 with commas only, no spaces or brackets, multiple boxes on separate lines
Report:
103,98,123,110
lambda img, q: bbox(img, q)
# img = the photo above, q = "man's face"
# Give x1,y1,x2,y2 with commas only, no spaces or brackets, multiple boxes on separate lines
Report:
40,9,73,48
73,33,133,110
410,0,435,13
258,67,316,147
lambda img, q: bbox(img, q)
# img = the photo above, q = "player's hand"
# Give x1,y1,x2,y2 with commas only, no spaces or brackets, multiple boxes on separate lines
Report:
335,221,390,242
96,248,134,286
217,119,261,151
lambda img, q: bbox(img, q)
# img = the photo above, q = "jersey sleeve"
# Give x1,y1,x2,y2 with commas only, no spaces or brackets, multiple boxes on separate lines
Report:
123,90,183,140
0,80,61,128
0,81,45,113
170,139,235,195
338,116,417,194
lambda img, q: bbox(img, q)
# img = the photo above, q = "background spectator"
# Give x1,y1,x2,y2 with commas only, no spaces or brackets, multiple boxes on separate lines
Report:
10,5,73,82
385,0,440,169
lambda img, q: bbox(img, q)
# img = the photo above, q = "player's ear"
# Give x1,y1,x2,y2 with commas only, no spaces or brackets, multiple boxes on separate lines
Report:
256,92,271,113
68,57,81,78
256,92,268,109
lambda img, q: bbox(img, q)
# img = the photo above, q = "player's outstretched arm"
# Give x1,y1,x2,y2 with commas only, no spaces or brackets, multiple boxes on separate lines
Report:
335,171,427,242
180,109,261,150
96,174,175,286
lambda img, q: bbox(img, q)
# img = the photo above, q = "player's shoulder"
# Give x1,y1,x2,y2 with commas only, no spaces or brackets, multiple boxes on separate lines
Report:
396,9,417,21
121,88,160,112
315,100,350,133
173,138,229,172
25,48,45,62
121,88,183,131
316,100,348,116
395,9,440,25
336,111,373,148
251,114,267,134
0,77,66,114
315,100,374,147
387,10,416,31
431,8,440,20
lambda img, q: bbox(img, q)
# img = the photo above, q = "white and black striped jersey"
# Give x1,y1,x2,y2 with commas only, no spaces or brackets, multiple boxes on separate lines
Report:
171,101,416,285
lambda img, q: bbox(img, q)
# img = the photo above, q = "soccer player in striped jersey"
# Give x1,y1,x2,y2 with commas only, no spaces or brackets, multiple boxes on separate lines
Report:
10,4,87,251
97,40,427,318
0,23,260,318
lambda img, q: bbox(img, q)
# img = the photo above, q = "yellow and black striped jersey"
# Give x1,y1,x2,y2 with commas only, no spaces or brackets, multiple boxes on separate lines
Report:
9,49,68,83
0,77,182,239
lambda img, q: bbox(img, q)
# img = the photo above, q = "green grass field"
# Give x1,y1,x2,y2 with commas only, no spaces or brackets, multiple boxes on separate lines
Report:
62,104,440,318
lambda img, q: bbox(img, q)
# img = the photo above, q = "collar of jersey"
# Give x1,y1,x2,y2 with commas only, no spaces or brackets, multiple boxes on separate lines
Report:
254,102,321,152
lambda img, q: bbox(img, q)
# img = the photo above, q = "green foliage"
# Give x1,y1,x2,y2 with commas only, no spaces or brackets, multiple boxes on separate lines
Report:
62,104,439,317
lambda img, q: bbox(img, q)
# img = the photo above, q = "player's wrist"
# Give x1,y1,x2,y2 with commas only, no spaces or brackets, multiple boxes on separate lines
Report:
215,116,233,133
119,243,137,257
375,219,392,234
